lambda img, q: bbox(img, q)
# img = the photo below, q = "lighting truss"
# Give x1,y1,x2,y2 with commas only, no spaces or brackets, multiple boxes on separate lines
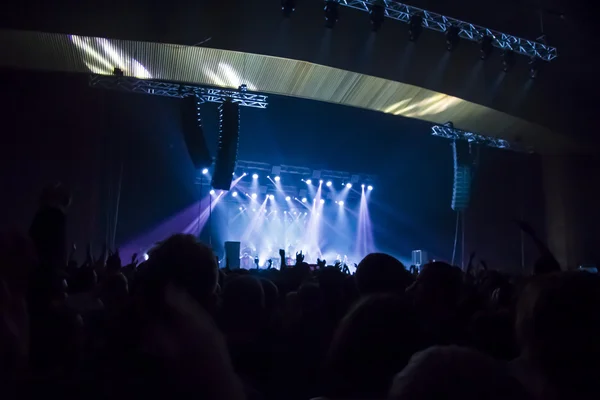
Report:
333,0,557,61
89,75,269,109
196,160,376,190
431,125,528,152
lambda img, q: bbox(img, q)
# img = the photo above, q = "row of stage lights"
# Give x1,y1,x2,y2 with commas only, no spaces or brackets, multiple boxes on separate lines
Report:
281,0,543,79
201,168,374,193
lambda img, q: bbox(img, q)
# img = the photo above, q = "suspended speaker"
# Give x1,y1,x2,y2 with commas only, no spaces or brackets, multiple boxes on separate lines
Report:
181,96,212,170
451,141,472,211
212,99,240,190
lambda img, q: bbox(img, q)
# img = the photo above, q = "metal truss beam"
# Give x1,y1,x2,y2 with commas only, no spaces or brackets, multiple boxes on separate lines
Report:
431,124,529,152
89,75,269,109
334,0,557,61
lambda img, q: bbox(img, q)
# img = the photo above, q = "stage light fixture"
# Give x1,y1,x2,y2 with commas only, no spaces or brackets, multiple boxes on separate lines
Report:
369,1,385,32
285,196,291,201
274,176,281,182
346,183,352,188
281,0,296,17
326,181,332,187
319,179,323,184
252,173,259,179
320,199,325,204
446,25,460,51
306,179,312,184
368,185,373,191
361,184,365,188
239,206,243,211
269,194,275,200
202,168,209,175
502,50,516,72
302,197,307,203
209,189,215,195
324,0,339,29
143,253,149,261
304,212,308,215
232,191,238,197
339,200,344,206
252,208,256,212
251,193,257,199
408,14,423,41
113,67,124,77
480,35,494,60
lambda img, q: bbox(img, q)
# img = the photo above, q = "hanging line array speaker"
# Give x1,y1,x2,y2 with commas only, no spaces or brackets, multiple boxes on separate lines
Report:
451,141,473,211
212,99,240,190
181,95,212,170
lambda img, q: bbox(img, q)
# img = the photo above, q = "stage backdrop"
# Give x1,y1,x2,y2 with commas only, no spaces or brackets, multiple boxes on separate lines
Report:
0,69,546,271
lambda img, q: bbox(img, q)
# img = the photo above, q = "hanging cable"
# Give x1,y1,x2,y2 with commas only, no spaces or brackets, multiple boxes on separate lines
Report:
451,210,460,266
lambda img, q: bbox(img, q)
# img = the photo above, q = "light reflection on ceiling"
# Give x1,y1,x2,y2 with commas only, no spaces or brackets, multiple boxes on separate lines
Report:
0,30,577,153
70,35,152,79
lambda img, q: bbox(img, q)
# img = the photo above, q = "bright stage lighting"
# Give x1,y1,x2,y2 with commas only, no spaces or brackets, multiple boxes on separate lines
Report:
274,176,281,182
201,168,209,175
232,191,238,197
285,196,291,201
361,184,365,188
302,197,307,203
338,200,344,206
143,253,149,261
306,179,312,185
252,208,256,212
319,180,323,184
346,183,352,189
209,189,215,195
251,193,257,199
268,194,275,200
326,181,332,187
239,206,243,211
368,185,373,191
320,199,325,204
252,173,258,179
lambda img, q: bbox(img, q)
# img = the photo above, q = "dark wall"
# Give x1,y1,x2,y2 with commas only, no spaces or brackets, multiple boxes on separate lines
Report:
0,69,545,269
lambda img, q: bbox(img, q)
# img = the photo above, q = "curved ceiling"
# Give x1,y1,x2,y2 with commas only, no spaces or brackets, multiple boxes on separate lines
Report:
0,29,577,153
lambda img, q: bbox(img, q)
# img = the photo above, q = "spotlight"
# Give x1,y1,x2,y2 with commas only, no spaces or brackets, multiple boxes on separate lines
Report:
281,0,296,17
361,184,365,188
480,35,494,60
274,176,281,182
252,173,259,179
445,25,460,51
367,185,373,191
239,206,243,211
231,191,238,198
369,2,385,32
338,200,344,206
346,183,352,189
502,50,515,72
408,14,423,41
302,197,307,203
285,196,291,201
251,193,257,199
201,168,209,175
324,0,339,29
319,179,323,184
269,194,275,200
320,199,325,204
252,208,256,212
238,84,248,92
143,253,149,261
304,212,308,215
326,181,332,187
242,172,247,176
306,179,312,185
209,189,215,195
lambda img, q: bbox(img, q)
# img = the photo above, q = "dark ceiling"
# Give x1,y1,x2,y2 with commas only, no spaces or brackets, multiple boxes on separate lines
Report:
2,0,595,146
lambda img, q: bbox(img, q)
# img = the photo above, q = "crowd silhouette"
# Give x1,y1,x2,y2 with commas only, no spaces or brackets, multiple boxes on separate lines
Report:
1,183,599,400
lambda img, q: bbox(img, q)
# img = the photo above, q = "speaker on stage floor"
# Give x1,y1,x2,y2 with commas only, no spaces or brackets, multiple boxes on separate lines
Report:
224,241,241,269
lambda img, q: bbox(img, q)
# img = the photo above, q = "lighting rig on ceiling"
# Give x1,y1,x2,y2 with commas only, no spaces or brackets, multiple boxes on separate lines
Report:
296,0,558,79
